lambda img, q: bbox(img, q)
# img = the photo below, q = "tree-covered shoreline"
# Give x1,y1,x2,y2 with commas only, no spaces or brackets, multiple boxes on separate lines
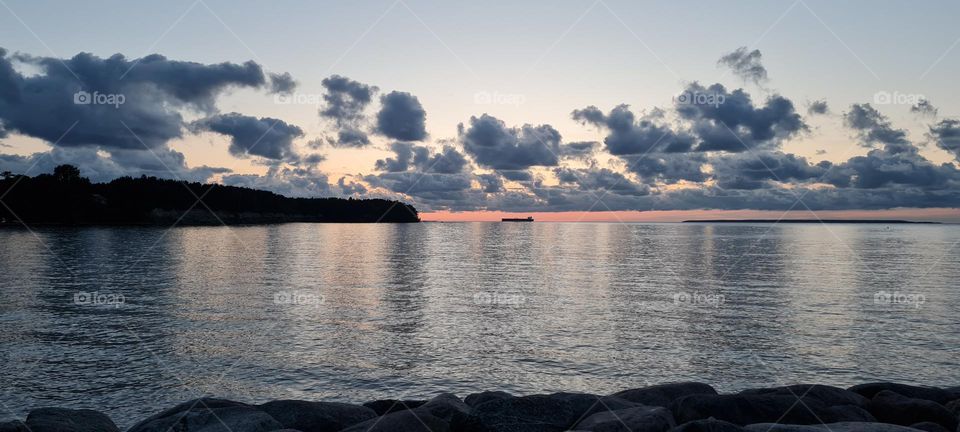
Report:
0,166,419,225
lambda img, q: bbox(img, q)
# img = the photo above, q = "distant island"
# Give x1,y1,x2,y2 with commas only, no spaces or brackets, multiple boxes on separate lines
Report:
683,219,940,224
0,165,419,225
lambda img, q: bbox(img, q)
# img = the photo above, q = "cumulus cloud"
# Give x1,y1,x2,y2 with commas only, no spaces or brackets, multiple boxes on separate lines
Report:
560,141,598,160
459,114,561,170
929,119,960,161
269,72,297,94
808,100,829,115
319,75,377,147
718,47,768,84
376,91,427,141
844,103,911,153
573,105,695,155
910,99,938,117
192,113,303,162
677,83,806,152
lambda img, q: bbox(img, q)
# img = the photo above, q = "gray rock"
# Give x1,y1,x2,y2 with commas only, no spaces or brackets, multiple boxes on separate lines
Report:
363,399,426,415
24,407,119,432
670,419,746,432
739,385,869,407
848,383,953,404
746,423,923,432
575,405,676,432
0,420,28,432
908,422,951,432
258,400,377,432
943,399,960,418
821,405,875,423
671,394,865,426
127,399,282,432
465,391,513,407
339,409,450,432
471,393,583,432
416,393,471,421
612,383,718,408
867,390,957,430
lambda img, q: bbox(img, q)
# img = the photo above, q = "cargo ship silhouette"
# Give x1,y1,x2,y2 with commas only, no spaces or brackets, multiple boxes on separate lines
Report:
501,216,534,222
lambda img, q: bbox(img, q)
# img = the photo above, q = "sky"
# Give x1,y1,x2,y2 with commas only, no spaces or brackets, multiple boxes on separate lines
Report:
1,0,959,221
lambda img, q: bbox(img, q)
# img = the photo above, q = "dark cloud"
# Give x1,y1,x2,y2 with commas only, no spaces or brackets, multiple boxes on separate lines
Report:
0,49,266,151
269,72,297,94
498,170,533,181
677,83,806,152
319,75,377,147
844,103,912,153
623,153,709,184
376,91,427,141
375,142,468,174
573,104,695,155
554,167,649,196
192,113,303,161
910,99,938,117
712,151,830,190
929,119,960,161
717,47,768,84
459,114,561,170
807,100,829,115
561,141,598,160
476,173,504,193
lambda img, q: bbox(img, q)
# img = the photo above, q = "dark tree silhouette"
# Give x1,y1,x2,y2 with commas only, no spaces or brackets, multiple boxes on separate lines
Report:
0,165,419,225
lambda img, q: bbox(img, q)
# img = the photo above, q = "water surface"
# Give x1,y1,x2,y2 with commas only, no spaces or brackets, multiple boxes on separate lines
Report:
1,222,957,426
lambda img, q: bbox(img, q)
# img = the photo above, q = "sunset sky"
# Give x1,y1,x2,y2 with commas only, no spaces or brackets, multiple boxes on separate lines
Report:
1,0,960,221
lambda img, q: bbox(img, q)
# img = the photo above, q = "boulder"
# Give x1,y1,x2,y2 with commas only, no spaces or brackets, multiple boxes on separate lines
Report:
465,391,514,407
363,399,426,416
739,385,869,407
258,400,377,432
470,393,584,432
24,407,119,432
612,383,718,408
669,419,746,432
127,399,282,432
867,390,957,430
546,393,642,422
0,420,28,432
339,409,450,432
943,399,960,418
575,405,676,432
908,422,951,432
416,393,472,421
671,394,866,426
746,423,924,432
848,383,953,404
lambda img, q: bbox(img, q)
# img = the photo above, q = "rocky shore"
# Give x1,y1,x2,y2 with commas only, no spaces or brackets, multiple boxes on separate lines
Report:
3,382,960,432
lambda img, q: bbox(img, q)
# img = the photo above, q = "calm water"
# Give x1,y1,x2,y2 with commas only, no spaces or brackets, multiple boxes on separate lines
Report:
1,222,958,426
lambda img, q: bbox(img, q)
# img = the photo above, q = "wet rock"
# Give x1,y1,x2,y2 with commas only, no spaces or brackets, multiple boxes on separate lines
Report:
24,407,119,432
339,409,450,432
471,393,584,432
671,393,866,426
575,405,676,432
848,383,953,404
0,420,28,432
745,423,924,432
258,399,377,432
416,393,472,421
867,390,957,430
670,419,746,432
943,399,960,418
908,422,951,432
465,391,514,407
363,399,426,416
739,385,869,407
612,383,718,407
127,398,282,432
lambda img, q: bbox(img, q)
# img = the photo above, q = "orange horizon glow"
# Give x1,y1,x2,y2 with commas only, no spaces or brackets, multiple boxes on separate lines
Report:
421,208,960,223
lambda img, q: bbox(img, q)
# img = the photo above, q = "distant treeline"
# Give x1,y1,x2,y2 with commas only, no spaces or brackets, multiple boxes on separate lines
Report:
0,165,419,225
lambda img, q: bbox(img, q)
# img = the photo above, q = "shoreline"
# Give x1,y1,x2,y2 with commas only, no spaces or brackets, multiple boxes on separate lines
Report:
5,382,959,432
